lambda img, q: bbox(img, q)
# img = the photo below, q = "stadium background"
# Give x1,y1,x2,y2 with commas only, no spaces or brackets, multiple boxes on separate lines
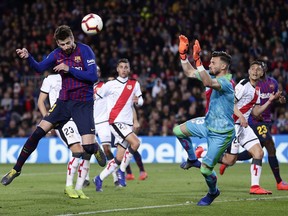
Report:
0,0,287,163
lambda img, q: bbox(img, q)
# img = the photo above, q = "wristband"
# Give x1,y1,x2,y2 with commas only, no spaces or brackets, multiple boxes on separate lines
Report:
181,58,189,63
197,65,205,71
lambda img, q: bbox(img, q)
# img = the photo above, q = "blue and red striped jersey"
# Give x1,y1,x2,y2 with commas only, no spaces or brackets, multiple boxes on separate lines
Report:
27,42,98,101
249,76,278,123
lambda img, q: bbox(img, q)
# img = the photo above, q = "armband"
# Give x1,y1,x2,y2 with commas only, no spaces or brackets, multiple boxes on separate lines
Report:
180,58,189,63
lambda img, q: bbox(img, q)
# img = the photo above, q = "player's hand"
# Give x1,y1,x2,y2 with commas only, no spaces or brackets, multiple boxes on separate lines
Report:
193,40,202,67
178,35,189,60
53,63,69,73
239,116,248,128
279,95,286,104
132,95,139,104
268,91,281,102
16,48,29,59
133,120,140,133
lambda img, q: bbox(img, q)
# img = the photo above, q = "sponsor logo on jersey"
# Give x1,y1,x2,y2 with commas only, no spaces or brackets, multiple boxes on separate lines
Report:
87,59,95,66
57,59,63,63
127,85,132,90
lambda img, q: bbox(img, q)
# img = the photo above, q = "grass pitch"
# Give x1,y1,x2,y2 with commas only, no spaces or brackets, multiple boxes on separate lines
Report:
1,163,288,216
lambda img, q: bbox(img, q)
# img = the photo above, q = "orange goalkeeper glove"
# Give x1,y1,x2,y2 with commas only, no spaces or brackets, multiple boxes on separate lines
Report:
178,35,189,60
193,39,202,67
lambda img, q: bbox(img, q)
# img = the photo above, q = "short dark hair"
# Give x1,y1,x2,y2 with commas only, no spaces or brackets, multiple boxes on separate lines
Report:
251,60,267,72
250,60,266,70
212,51,231,66
117,58,129,66
54,25,73,41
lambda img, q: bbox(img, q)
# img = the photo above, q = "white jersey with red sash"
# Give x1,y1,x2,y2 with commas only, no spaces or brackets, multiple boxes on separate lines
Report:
96,76,142,125
233,78,260,123
93,81,109,124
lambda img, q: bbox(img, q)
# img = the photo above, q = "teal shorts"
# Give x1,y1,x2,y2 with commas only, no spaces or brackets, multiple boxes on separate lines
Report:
185,117,235,167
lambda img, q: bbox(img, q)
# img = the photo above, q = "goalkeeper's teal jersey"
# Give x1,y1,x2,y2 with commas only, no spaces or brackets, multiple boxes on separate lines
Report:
205,74,234,133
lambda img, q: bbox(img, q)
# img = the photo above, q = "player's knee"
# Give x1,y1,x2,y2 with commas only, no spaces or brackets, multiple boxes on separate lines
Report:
221,154,236,166
72,152,82,158
254,147,264,159
173,125,186,138
265,142,276,155
200,165,213,176
82,143,97,154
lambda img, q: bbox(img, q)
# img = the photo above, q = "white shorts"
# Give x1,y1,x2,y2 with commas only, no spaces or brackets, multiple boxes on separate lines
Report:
235,124,260,151
55,120,81,146
110,123,133,149
95,121,111,145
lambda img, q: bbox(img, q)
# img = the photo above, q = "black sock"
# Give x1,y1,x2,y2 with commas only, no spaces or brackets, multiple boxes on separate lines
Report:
14,127,46,172
268,156,282,183
126,164,132,174
237,150,252,161
133,151,145,172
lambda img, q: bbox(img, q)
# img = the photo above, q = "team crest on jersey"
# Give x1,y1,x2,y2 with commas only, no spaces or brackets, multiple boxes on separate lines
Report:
269,84,274,90
57,59,63,63
127,85,132,90
255,86,260,95
74,56,81,63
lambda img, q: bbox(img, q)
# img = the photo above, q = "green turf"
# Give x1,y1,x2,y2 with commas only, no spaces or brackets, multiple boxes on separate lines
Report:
0,163,288,216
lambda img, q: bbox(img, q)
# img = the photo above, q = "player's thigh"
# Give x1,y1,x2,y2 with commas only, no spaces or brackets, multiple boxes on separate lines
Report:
203,129,235,167
71,100,95,136
185,117,207,138
55,121,82,152
96,121,112,144
250,122,272,144
247,143,263,159
239,126,260,151
125,132,140,149
110,123,133,149
44,99,71,126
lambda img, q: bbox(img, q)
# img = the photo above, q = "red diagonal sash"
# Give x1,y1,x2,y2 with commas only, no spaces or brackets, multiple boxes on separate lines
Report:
109,79,136,124
233,87,259,122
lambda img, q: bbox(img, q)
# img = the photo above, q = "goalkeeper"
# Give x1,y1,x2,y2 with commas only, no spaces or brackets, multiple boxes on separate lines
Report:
173,35,235,206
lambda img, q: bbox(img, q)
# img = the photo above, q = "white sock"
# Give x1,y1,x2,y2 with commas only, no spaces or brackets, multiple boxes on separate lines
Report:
119,149,134,172
85,170,90,181
112,169,118,183
66,157,80,187
75,159,90,190
99,159,118,181
251,163,262,186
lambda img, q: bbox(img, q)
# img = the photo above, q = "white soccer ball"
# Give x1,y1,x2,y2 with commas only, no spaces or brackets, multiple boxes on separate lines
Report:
81,13,103,35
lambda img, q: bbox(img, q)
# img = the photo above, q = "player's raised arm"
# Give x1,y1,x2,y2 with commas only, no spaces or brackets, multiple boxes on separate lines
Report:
252,91,281,117
178,35,198,78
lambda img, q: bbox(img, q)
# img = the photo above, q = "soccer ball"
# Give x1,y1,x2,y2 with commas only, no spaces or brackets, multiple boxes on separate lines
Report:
81,13,103,35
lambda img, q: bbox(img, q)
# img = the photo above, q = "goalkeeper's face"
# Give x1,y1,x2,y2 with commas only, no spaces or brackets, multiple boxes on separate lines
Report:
209,57,222,76
117,62,130,78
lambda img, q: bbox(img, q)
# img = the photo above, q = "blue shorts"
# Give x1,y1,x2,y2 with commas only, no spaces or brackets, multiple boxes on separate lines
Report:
186,117,235,167
250,122,272,143
44,99,95,136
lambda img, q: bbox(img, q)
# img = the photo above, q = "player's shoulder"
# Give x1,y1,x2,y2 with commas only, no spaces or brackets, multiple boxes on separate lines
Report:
76,42,91,50
238,78,249,86
267,76,278,84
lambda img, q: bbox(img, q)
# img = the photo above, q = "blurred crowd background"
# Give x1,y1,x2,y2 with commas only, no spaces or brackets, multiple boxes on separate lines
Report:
0,0,287,137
